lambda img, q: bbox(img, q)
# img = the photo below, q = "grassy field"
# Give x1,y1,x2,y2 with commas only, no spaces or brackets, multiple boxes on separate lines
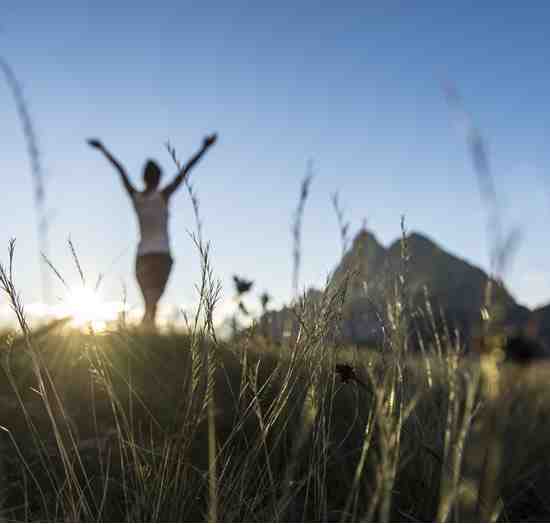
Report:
1,277,550,522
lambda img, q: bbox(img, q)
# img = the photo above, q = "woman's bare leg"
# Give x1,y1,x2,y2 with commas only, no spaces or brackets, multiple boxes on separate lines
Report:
141,287,162,329
136,254,173,331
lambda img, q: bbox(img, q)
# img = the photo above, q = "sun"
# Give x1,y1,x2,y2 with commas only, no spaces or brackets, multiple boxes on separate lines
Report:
65,286,110,332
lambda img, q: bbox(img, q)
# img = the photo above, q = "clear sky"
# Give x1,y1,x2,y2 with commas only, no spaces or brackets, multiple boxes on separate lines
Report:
2,1,550,321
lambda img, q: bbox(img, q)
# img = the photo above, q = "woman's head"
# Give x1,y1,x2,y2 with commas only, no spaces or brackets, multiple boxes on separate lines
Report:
143,160,162,189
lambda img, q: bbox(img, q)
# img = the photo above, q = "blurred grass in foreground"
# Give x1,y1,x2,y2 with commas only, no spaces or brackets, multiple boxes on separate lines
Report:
0,317,550,521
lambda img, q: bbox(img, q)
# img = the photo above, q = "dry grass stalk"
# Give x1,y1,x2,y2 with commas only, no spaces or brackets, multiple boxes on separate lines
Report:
292,162,314,300
0,57,51,304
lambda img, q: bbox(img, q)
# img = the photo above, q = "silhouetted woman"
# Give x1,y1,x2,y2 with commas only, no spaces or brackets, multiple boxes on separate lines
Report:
87,134,217,328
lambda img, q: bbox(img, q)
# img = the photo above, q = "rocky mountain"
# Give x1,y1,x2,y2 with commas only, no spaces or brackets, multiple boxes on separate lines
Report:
265,229,534,346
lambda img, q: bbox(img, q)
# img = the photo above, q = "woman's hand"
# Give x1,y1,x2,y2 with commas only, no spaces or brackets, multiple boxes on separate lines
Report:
87,138,104,150
203,133,217,149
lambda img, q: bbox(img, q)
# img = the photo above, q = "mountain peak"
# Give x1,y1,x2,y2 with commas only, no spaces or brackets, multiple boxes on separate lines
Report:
388,231,439,253
352,228,383,248
331,229,386,287
330,227,528,343
266,227,533,346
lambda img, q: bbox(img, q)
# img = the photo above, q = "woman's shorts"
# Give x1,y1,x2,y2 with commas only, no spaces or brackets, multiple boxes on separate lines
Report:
135,253,173,293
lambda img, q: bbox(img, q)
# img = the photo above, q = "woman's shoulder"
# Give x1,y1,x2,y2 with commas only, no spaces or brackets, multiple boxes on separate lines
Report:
134,190,167,205
134,189,161,199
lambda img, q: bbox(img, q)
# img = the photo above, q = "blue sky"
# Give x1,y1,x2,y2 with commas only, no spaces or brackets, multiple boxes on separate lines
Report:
2,1,550,319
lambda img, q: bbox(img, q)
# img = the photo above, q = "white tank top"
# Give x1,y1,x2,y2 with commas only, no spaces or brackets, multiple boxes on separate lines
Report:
132,191,171,255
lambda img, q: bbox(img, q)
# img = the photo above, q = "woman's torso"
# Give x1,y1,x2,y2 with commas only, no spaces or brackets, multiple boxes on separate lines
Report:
132,191,171,255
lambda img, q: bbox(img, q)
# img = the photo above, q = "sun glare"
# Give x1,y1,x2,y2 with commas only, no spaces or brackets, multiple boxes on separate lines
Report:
65,287,111,332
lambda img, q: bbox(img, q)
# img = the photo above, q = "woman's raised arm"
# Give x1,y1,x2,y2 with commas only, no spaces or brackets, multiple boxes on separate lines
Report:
162,133,217,200
87,138,136,197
